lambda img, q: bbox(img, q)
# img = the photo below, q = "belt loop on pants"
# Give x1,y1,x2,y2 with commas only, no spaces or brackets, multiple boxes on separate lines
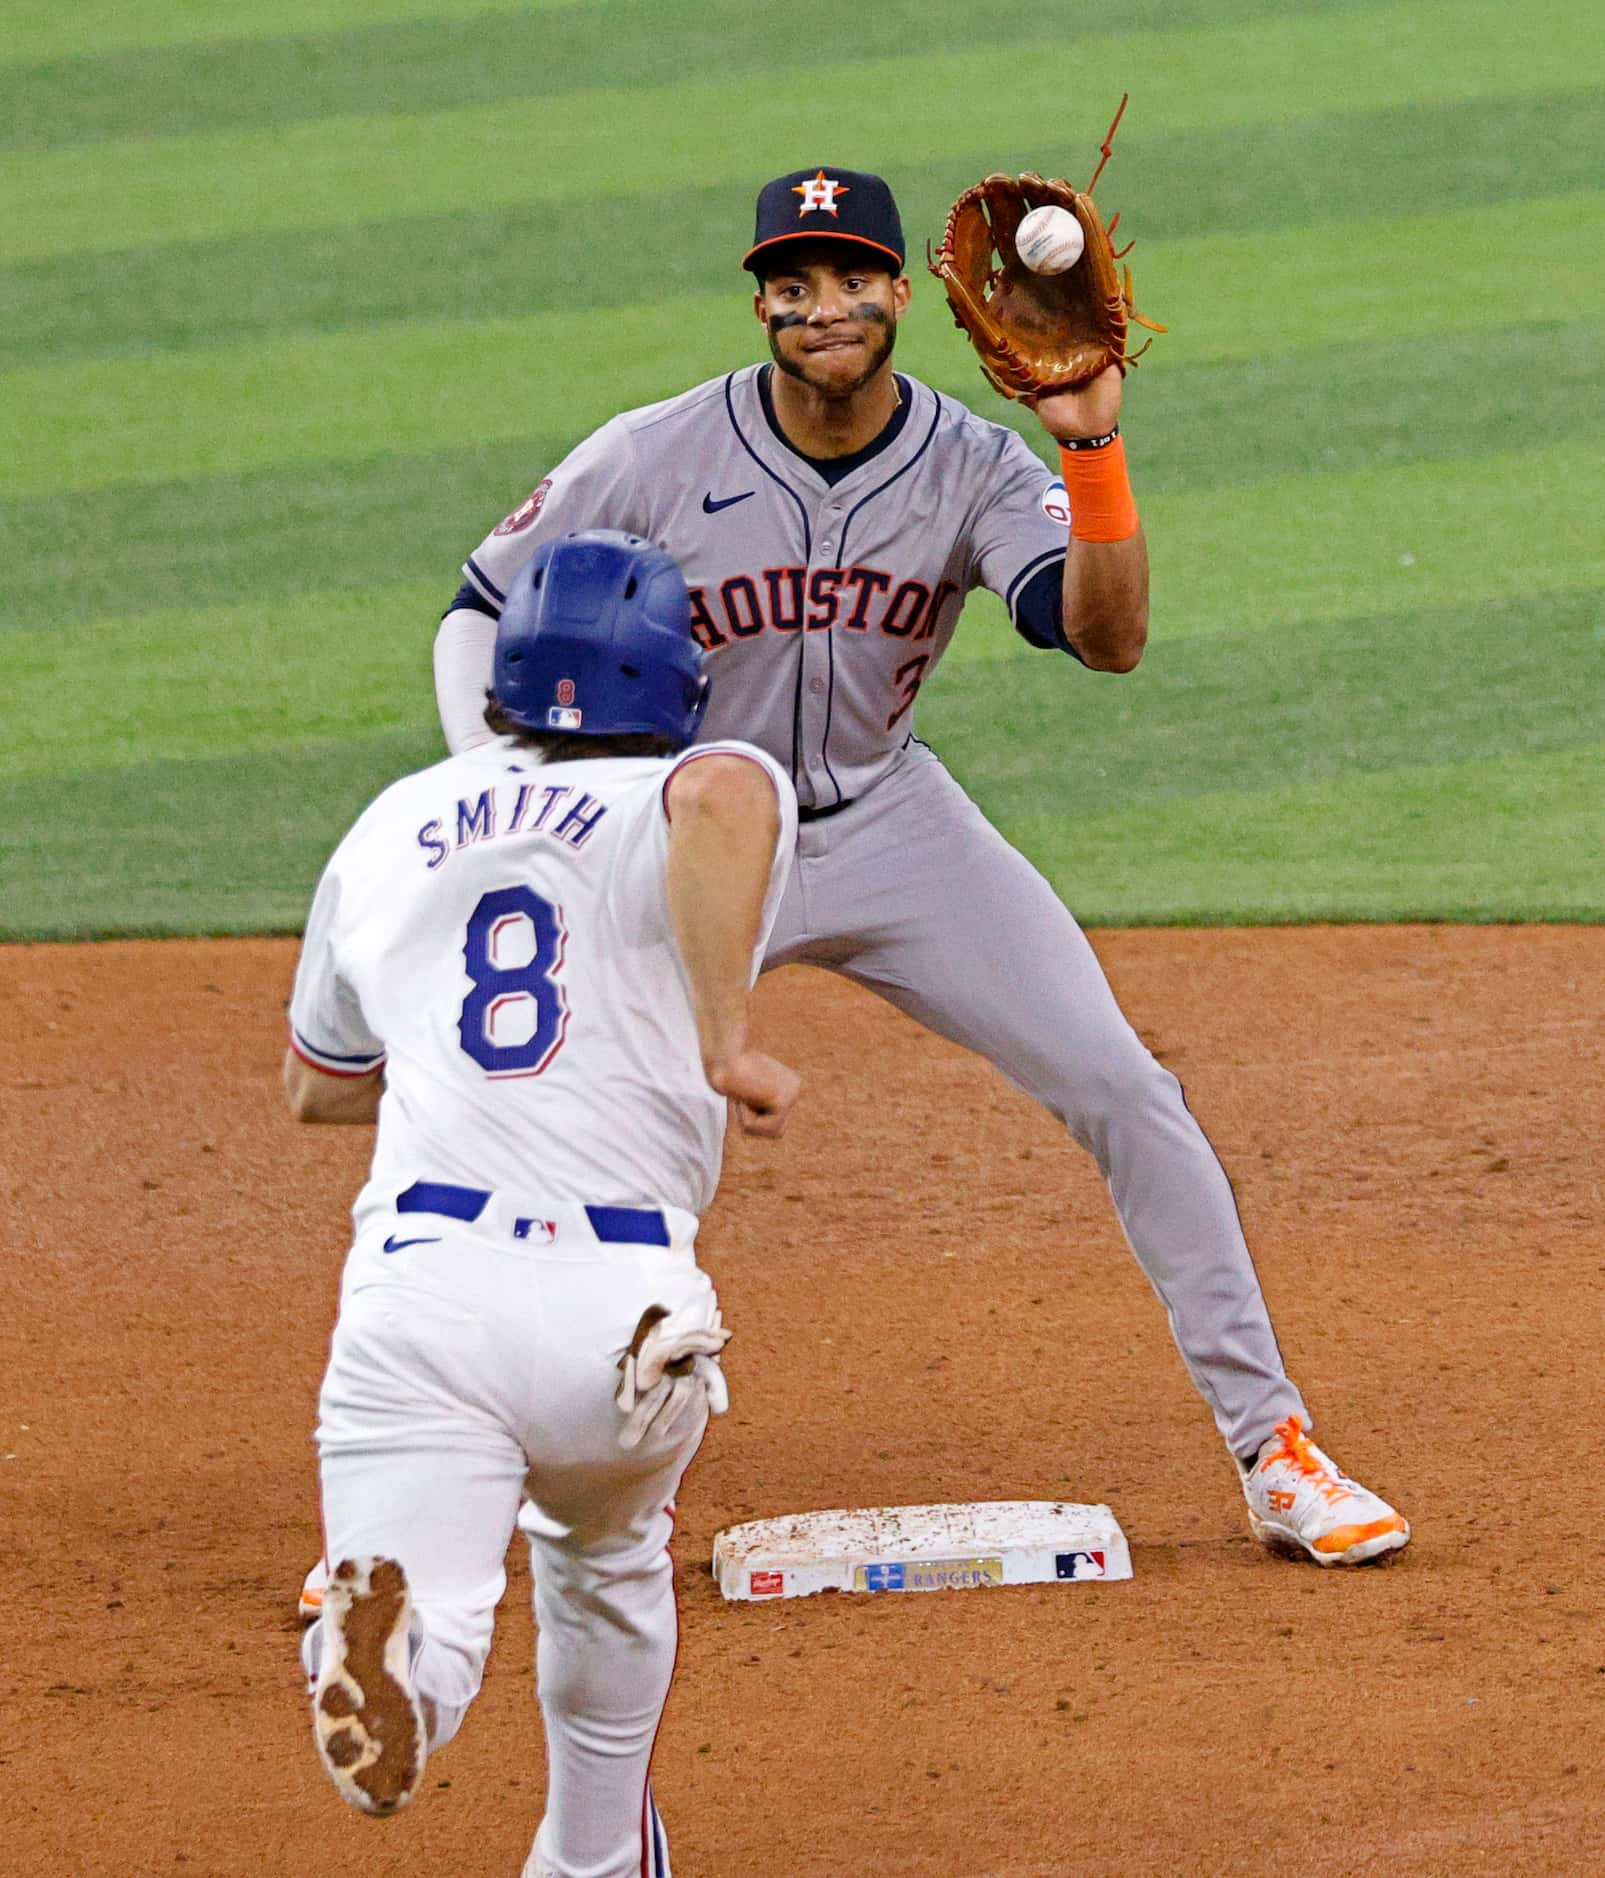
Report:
394,1181,670,1247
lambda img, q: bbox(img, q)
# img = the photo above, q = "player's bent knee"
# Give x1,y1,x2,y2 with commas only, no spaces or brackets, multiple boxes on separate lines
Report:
1052,1045,1190,1164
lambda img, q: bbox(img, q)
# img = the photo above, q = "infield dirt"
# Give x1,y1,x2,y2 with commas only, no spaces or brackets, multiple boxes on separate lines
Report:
2,928,1600,1876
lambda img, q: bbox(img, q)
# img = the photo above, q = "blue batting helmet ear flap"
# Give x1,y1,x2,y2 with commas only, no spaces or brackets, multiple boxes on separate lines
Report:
492,531,708,749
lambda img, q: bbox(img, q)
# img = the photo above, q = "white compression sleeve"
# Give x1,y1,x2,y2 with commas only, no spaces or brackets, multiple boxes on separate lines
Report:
434,607,499,753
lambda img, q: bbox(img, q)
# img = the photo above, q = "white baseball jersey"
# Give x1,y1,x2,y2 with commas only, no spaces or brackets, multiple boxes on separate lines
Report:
289,735,797,1224
456,366,1072,808
298,734,795,1878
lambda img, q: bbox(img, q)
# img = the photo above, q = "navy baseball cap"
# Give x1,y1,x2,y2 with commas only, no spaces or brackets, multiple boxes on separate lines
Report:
743,167,905,275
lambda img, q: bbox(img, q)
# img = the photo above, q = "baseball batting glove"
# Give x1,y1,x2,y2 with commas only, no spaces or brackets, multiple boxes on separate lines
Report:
927,94,1165,400
615,1301,732,1450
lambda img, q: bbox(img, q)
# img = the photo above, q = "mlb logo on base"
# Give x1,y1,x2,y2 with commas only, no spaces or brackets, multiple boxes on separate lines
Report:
1055,1550,1106,1580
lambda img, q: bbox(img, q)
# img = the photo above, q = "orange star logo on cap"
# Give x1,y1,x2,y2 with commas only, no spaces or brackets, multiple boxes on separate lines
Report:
793,171,850,217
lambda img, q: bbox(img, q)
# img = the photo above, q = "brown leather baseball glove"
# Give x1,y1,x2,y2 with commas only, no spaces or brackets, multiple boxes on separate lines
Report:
928,101,1164,400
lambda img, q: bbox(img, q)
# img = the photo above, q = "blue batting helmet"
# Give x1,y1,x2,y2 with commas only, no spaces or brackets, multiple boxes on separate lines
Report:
492,531,709,748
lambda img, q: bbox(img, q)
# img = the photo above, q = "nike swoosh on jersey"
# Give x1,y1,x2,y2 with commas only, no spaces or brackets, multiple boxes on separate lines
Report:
382,1234,442,1254
702,490,756,514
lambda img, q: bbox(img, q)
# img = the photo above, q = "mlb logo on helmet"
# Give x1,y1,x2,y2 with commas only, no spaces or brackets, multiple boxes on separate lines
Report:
547,677,580,728
491,529,707,748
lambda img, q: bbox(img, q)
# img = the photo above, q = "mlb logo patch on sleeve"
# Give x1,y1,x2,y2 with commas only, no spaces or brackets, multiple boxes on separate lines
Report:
1040,478,1071,527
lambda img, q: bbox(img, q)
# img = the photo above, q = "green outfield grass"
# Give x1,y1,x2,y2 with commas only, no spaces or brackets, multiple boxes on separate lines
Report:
1,0,1600,937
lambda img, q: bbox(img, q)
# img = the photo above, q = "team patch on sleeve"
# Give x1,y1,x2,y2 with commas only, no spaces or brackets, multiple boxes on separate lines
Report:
1040,477,1071,528
494,477,553,536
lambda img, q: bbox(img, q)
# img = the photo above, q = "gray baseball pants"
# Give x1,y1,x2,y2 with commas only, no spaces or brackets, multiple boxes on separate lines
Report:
762,741,1307,1459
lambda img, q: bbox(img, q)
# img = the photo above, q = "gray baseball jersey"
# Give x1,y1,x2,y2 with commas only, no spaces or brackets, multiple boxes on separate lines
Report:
459,366,1070,807
439,363,1309,1460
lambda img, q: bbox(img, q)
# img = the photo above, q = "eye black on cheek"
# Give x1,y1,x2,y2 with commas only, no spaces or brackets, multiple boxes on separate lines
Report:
768,311,808,331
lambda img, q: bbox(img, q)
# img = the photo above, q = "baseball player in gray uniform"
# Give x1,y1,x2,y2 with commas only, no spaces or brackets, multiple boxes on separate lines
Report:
429,166,1409,1566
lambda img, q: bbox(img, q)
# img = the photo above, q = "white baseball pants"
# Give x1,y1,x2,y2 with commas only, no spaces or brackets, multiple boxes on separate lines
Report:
310,1194,709,1878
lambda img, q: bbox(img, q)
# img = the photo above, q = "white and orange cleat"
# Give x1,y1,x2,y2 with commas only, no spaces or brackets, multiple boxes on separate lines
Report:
1241,1416,1410,1566
312,1556,427,1816
300,1556,328,1622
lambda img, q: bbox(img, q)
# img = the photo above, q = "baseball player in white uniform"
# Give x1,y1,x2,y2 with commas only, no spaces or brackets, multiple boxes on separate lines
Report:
423,166,1410,1568
287,530,799,1875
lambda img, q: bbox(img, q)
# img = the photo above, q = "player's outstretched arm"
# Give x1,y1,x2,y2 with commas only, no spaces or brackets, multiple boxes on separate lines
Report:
434,606,501,754
1034,366,1149,672
665,756,800,1138
282,1049,383,1124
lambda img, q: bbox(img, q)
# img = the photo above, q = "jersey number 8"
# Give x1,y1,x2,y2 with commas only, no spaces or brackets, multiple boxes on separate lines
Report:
458,885,570,1076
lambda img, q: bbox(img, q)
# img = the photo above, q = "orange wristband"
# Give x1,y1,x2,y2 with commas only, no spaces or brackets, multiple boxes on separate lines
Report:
1059,433,1140,543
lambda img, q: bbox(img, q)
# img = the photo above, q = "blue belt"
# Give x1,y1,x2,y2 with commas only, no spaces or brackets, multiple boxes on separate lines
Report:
394,1180,670,1248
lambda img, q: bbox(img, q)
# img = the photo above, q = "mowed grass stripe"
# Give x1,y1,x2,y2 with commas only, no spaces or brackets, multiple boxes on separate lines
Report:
4,0,1594,263
2,584,441,781
1138,443,1602,644
4,627,1595,938
925,591,1603,805
0,441,544,635
6,321,1599,636
11,581,1592,793
2,0,1357,153
1,0,582,67
0,733,436,942
880,429,1605,665
7,193,1597,500
11,88,1603,370
992,745,1604,924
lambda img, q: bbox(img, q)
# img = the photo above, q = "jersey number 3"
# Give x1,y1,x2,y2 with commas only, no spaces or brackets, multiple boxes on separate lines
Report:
458,885,570,1076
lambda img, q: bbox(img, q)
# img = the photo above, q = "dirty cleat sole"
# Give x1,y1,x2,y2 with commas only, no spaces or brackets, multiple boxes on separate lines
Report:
312,1556,426,1815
